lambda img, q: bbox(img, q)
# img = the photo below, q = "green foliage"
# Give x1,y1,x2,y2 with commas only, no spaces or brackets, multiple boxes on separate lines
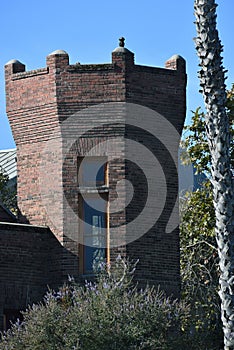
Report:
178,86,234,348
0,167,9,194
181,86,234,173
0,258,193,350
226,84,234,122
181,107,211,175
180,184,223,349
0,166,17,213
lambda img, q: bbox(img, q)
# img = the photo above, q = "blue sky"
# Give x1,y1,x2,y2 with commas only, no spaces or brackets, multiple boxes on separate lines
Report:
0,0,233,150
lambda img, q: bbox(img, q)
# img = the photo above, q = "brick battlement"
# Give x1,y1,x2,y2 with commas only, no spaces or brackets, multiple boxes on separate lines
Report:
8,61,183,84
11,67,49,81
5,48,185,82
68,63,115,72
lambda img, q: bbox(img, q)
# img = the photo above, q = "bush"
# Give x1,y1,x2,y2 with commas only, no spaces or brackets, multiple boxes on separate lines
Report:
0,257,192,350
180,186,223,349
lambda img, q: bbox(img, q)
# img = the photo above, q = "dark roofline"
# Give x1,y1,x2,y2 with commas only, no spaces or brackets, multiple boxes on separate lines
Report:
0,221,49,233
0,201,17,222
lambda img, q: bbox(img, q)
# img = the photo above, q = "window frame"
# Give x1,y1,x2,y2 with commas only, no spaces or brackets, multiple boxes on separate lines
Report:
78,156,110,275
77,156,108,188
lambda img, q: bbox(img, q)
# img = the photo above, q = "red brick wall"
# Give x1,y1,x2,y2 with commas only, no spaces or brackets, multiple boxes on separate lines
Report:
5,46,186,295
0,222,63,330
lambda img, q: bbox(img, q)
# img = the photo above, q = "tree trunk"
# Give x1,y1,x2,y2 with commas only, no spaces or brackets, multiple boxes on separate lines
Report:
194,0,234,348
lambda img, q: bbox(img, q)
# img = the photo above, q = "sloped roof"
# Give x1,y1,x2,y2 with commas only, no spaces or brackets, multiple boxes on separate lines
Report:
0,202,17,222
0,148,17,180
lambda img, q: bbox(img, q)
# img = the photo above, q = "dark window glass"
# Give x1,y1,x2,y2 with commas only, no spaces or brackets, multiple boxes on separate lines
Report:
82,196,107,273
78,157,107,187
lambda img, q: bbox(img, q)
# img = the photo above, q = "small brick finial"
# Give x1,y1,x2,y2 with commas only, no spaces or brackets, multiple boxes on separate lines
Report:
46,49,69,68
112,37,134,66
119,37,125,47
5,59,25,74
165,54,186,72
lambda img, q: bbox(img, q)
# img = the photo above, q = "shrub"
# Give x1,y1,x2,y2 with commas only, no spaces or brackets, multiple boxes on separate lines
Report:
0,257,191,350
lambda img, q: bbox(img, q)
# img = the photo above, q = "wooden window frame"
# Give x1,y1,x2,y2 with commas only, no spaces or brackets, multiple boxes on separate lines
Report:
78,156,110,275
77,156,109,188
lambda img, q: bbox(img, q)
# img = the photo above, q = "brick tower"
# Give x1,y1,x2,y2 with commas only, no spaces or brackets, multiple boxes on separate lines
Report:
5,38,186,297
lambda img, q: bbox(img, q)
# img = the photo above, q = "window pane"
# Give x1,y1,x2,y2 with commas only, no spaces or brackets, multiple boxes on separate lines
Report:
84,234,106,247
84,247,106,273
83,198,106,235
78,157,106,186
82,196,107,273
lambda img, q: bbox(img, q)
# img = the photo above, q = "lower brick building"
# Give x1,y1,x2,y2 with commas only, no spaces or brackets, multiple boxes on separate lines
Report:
0,38,186,330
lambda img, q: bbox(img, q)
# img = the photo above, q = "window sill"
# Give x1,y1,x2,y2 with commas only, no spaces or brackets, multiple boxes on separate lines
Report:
78,185,109,194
